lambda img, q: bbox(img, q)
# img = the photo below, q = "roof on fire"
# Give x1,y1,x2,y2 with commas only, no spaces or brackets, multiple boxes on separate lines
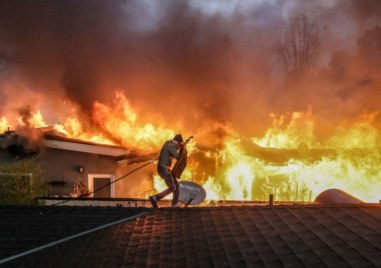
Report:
0,128,136,157
1,204,381,267
42,130,134,157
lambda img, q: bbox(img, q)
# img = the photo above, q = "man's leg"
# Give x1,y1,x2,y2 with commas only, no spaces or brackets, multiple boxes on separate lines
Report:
172,178,180,206
155,172,176,200
150,167,177,207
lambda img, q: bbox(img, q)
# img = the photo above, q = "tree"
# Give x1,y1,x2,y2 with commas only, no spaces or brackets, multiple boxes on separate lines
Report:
276,14,320,79
0,156,46,205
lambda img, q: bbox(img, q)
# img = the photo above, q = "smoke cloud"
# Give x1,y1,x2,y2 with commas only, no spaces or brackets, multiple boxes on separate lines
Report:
0,0,380,145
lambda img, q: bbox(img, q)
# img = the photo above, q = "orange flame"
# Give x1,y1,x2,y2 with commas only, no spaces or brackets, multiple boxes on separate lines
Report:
1,92,380,203
0,117,9,133
201,110,381,203
50,91,174,148
91,91,173,149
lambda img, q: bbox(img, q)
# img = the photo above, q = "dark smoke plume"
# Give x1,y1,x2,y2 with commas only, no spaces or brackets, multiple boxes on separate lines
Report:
0,0,380,145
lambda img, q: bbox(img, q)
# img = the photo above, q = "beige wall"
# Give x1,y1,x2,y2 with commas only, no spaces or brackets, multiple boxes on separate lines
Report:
115,162,157,198
41,148,118,196
1,146,158,198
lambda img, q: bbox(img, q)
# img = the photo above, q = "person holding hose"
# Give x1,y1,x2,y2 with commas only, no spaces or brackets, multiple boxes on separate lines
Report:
149,134,185,208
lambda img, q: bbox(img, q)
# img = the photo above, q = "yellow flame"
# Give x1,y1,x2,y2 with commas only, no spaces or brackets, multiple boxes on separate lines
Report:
327,111,380,149
15,110,48,128
92,91,174,149
253,106,318,148
1,93,380,204
52,92,176,148
30,111,48,128
0,117,8,133
202,110,381,203
54,117,114,145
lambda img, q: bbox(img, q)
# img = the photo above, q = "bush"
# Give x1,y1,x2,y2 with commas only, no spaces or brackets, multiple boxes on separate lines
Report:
0,156,46,205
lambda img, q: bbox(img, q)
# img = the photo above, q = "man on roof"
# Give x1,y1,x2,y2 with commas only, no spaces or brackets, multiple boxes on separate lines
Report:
149,134,185,208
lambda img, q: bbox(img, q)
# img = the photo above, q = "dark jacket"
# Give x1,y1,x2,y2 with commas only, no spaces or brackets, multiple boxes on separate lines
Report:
158,140,180,168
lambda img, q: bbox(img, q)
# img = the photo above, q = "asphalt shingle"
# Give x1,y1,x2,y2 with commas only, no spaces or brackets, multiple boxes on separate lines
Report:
1,204,381,267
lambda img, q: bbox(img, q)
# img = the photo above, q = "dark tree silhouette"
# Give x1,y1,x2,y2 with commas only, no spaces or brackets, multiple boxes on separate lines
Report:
277,14,320,79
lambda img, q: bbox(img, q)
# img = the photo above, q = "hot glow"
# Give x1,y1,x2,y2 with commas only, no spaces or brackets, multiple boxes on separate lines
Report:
91,92,174,149
1,92,177,148
0,117,8,133
253,106,318,148
54,117,115,145
201,111,381,203
1,93,380,203
28,111,48,128
49,91,173,148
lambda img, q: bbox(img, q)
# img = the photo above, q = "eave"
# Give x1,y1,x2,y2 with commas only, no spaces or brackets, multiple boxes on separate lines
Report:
42,139,131,157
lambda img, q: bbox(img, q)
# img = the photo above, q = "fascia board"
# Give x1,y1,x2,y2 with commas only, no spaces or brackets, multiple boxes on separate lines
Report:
43,139,130,157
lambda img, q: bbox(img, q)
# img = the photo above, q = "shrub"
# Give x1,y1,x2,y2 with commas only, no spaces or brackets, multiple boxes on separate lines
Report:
0,156,46,205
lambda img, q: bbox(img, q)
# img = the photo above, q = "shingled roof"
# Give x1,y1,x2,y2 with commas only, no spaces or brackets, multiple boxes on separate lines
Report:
1,204,381,267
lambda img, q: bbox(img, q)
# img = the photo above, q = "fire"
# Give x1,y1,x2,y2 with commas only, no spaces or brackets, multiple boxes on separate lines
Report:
201,110,381,203
6,91,176,149
0,117,8,133
1,92,380,203
54,117,115,145
326,111,380,149
253,106,317,148
26,110,48,128
1,91,177,150
91,91,174,149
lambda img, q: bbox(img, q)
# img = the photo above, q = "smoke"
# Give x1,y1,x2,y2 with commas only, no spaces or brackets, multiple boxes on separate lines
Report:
0,0,380,145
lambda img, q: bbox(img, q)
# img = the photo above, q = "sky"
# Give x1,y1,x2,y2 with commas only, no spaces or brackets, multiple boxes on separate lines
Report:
0,0,380,146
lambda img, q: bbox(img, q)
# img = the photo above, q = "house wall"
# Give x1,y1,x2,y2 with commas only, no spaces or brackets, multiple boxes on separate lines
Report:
0,146,158,198
40,148,118,197
115,162,157,198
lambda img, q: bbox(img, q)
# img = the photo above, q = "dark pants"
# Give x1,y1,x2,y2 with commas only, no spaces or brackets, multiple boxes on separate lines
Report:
155,165,179,205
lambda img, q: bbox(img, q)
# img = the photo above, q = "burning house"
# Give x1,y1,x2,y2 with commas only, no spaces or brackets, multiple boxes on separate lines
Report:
0,123,376,206
1,1,381,266
0,127,159,200
0,0,380,205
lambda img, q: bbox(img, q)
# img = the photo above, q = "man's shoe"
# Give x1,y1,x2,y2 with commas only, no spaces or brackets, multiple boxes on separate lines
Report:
149,196,158,208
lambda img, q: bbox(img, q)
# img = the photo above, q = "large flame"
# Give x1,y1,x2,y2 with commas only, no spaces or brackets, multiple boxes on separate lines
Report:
201,110,381,203
90,92,173,149
0,91,175,149
253,106,318,148
0,117,9,132
1,92,380,203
